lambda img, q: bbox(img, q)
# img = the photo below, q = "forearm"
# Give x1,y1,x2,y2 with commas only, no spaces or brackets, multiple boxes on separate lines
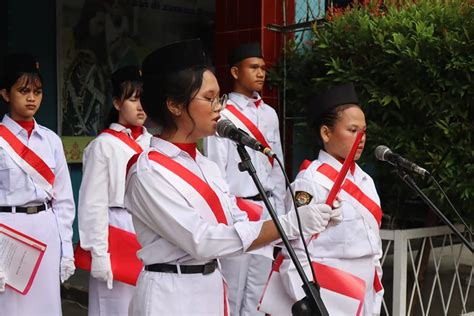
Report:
247,220,279,251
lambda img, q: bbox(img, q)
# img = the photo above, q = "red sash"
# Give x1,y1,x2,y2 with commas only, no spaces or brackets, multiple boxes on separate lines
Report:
127,151,229,225
101,128,143,153
317,163,382,226
225,105,274,166
0,124,55,188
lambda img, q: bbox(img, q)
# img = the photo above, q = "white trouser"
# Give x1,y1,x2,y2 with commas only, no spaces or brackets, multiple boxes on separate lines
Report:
129,268,226,315
88,207,136,316
0,208,62,316
221,253,273,316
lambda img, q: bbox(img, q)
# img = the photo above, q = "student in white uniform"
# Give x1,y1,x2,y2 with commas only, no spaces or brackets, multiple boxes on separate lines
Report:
0,53,76,315
76,66,151,316
265,83,384,315
124,39,340,316
205,42,286,315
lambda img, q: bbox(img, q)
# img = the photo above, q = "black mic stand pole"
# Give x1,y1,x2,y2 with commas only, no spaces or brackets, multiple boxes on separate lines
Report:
235,145,329,315
395,168,473,252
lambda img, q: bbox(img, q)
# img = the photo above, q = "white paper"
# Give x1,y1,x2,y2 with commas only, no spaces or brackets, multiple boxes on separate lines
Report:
0,225,46,294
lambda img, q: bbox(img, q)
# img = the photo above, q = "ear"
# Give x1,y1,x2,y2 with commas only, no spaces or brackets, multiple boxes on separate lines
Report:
112,97,121,111
230,66,239,80
166,99,182,116
320,125,331,144
0,89,10,103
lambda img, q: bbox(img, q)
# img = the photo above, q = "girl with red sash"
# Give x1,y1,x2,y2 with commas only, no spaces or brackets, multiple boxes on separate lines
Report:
0,53,76,315
123,39,336,316
272,83,384,315
76,66,151,315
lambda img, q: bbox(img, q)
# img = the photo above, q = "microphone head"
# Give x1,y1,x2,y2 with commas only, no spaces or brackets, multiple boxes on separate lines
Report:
374,145,391,161
216,119,237,138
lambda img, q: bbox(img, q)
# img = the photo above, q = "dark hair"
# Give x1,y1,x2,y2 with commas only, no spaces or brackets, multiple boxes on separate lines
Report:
314,103,361,149
105,80,143,126
2,72,43,92
141,65,211,133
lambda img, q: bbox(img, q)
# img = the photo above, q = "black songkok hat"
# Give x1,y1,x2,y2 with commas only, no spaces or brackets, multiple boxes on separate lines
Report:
1,53,40,88
312,82,360,123
112,65,141,86
228,42,263,66
142,39,208,77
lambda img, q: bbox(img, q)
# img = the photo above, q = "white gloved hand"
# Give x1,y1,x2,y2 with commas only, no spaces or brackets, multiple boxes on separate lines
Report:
0,266,6,292
330,200,343,224
91,254,113,289
60,257,76,283
279,203,332,238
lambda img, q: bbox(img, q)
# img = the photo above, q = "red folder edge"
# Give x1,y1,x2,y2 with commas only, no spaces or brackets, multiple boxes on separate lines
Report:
236,198,264,221
74,226,143,286
0,223,47,295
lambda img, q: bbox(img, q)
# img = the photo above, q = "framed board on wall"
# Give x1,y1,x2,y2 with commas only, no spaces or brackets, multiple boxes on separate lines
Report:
57,0,216,138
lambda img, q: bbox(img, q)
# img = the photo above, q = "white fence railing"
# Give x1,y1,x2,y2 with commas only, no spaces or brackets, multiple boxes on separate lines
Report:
380,226,473,315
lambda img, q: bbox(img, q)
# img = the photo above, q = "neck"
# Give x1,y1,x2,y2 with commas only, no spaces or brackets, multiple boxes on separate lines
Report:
10,113,34,121
233,85,255,98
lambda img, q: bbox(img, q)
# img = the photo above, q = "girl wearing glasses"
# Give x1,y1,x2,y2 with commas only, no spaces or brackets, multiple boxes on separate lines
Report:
123,39,336,315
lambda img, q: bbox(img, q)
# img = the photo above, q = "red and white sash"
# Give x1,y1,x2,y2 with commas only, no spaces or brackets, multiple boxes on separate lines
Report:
222,103,274,166
128,150,228,225
315,163,382,230
0,124,55,198
259,256,366,315
100,128,143,154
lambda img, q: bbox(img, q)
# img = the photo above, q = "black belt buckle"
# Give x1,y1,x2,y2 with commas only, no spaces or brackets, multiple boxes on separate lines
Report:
202,261,216,275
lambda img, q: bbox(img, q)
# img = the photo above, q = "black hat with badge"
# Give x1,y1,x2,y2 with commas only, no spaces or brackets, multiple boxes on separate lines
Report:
142,39,208,78
311,82,360,126
1,53,40,89
228,42,263,66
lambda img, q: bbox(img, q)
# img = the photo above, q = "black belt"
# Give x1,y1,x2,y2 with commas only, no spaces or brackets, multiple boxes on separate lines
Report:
243,191,273,201
145,260,218,275
0,201,52,214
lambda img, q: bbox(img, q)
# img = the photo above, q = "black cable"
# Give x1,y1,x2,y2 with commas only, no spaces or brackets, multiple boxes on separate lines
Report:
274,156,318,284
428,174,473,235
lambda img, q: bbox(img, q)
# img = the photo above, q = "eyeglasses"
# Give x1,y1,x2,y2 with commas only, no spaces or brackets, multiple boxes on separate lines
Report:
194,94,228,112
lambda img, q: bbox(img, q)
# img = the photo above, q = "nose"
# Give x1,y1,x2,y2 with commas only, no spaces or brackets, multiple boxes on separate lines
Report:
26,92,36,101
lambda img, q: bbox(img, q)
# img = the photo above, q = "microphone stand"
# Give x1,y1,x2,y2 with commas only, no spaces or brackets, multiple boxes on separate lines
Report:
235,144,329,315
395,168,473,252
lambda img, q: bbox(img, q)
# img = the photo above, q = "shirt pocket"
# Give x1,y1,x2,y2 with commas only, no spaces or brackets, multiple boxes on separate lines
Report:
0,156,27,190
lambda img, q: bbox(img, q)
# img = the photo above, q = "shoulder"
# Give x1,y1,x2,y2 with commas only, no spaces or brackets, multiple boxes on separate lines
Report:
36,125,64,149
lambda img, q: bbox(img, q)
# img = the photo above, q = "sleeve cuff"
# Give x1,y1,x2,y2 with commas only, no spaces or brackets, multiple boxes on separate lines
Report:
61,240,74,259
233,220,264,252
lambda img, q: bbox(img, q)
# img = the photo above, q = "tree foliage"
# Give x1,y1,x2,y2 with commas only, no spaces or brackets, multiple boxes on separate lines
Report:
272,0,474,226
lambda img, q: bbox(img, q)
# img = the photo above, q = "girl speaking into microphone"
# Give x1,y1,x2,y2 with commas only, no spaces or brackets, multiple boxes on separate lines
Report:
123,39,337,315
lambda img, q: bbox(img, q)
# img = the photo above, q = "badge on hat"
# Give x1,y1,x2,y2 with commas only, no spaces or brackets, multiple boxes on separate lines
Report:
228,42,263,66
295,191,313,207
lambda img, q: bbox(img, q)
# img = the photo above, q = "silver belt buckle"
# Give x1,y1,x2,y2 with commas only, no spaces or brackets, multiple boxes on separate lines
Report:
26,206,38,214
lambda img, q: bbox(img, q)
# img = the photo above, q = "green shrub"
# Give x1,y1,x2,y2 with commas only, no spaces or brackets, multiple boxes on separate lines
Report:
274,0,474,226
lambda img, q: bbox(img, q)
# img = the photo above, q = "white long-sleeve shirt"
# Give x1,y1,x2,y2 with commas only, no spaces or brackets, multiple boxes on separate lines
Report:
124,137,264,266
78,123,152,258
0,114,76,258
204,92,286,217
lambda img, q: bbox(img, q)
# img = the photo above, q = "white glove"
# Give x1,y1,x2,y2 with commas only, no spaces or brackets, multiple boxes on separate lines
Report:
91,254,113,289
60,257,76,283
330,200,343,224
279,203,332,238
0,266,6,292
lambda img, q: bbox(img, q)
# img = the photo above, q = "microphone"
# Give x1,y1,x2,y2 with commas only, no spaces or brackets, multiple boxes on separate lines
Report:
216,119,275,157
375,145,429,176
